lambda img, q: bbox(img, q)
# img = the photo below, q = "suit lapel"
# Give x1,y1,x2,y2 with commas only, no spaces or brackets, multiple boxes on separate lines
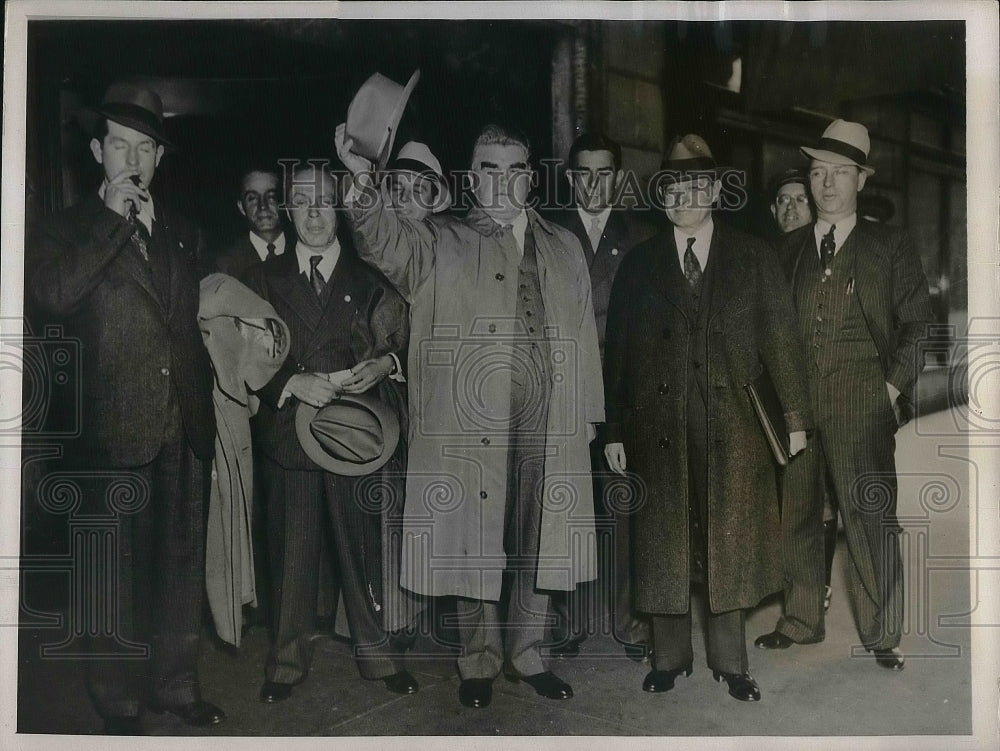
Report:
705,225,743,321
304,253,361,361
269,249,325,331
647,230,691,315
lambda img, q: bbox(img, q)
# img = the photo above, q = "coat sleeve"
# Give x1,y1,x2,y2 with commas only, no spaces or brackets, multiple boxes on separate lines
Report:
366,281,410,370
343,176,437,303
29,206,136,316
755,245,813,434
885,228,933,397
239,263,297,410
602,253,633,444
567,231,604,425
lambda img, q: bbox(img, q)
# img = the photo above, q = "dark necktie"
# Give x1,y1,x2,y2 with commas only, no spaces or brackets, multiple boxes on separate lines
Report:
309,255,326,298
266,242,276,261
683,236,702,290
821,224,837,271
127,204,150,262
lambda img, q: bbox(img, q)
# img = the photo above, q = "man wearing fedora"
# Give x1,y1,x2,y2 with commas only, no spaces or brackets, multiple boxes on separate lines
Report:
547,131,656,662
754,120,932,670
603,134,811,702
215,164,290,278
28,82,225,733
337,119,603,710
384,141,452,221
769,168,814,237
241,162,420,703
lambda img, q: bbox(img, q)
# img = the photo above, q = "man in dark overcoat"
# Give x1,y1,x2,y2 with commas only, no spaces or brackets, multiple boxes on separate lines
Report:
753,120,932,670
603,134,812,702
548,132,656,660
242,163,418,702
28,83,225,734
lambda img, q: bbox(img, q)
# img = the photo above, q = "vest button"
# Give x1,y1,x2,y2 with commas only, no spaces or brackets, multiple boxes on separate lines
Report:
658,437,670,448
658,383,670,395
495,273,505,281
160,367,170,376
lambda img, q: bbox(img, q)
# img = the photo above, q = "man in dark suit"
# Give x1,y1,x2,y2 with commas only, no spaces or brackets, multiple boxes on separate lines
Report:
754,120,932,670
216,165,288,277
548,132,655,660
603,134,811,702
242,162,418,703
29,83,225,734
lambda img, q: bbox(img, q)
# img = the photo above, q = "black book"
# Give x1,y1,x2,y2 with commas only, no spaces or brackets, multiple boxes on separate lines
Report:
745,367,790,467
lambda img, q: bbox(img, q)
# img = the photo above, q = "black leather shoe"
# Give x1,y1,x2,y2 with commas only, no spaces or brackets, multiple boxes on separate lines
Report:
641,664,692,693
824,585,833,612
102,716,143,735
458,677,493,708
873,648,905,670
549,637,582,658
754,631,795,650
383,670,419,694
149,699,226,726
623,642,652,662
259,681,294,703
507,670,573,700
712,671,761,702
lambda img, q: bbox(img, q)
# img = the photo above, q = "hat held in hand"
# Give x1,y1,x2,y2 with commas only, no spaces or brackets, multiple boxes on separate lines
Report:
296,394,400,476
345,70,421,171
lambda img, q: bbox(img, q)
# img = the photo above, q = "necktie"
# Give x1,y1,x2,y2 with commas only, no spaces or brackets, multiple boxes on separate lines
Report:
821,224,837,270
266,242,276,261
588,216,602,250
127,204,150,262
309,255,326,298
683,236,702,290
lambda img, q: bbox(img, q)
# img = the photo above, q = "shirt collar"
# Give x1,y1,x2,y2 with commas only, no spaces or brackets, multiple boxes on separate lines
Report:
673,217,714,270
814,214,857,257
577,206,612,235
248,232,285,262
295,237,341,280
98,181,156,232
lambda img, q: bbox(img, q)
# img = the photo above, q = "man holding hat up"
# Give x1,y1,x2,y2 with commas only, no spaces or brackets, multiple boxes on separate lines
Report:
754,120,932,670
603,134,811,702
384,141,452,221
29,82,225,734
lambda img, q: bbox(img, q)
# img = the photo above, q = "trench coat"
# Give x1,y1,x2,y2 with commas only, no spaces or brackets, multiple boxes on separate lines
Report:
198,272,291,647
603,224,812,615
345,194,604,601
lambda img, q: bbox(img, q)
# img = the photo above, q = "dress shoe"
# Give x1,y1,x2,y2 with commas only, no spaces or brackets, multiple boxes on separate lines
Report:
102,716,143,735
148,699,226,726
458,677,493,708
824,585,833,612
383,670,419,694
641,664,692,693
712,671,761,702
623,642,652,662
549,637,582,658
873,648,905,670
259,680,294,703
754,630,795,650
506,670,573,700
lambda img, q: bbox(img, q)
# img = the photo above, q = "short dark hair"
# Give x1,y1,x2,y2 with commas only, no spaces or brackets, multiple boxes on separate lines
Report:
471,124,531,164
238,164,281,196
568,132,622,170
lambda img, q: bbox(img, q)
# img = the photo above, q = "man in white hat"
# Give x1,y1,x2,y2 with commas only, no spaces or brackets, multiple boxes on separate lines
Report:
384,141,452,221
754,119,932,671
29,82,226,734
337,121,603,710
603,134,811,702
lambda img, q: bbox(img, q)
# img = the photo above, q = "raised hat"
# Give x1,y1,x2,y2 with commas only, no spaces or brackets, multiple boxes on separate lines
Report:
295,393,400,476
661,133,717,174
388,141,452,213
345,70,420,171
78,82,174,150
801,119,875,176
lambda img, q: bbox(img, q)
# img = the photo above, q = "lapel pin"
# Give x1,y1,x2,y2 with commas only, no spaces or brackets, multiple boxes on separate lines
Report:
344,294,352,302
611,248,619,256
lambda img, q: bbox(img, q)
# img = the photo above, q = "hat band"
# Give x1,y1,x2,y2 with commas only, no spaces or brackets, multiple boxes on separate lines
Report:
816,137,868,166
391,158,439,178
100,102,166,140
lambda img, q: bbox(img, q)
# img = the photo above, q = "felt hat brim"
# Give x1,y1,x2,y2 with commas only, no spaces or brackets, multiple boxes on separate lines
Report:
295,393,400,476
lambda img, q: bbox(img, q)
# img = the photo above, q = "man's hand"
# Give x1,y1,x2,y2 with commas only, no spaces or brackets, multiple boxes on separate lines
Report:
788,430,807,457
103,168,149,218
335,123,374,177
605,442,627,475
339,356,392,394
285,373,340,408
886,381,901,406
586,423,597,443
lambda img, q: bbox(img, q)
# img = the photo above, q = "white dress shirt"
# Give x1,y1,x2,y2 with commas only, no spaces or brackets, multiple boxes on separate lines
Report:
295,238,341,280
577,206,612,250
249,231,286,262
813,214,857,259
673,217,714,272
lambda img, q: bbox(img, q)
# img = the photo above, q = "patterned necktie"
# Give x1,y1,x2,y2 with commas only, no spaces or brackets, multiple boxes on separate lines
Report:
266,242,276,261
127,204,150,262
683,236,702,290
588,216,602,251
309,255,326,298
821,224,837,270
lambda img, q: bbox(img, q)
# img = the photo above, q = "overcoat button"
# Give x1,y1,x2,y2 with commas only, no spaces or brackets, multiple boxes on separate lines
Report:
658,437,670,448
658,383,670,395
495,273,505,281
160,367,170,376
488,324,496,333
480,491,488,499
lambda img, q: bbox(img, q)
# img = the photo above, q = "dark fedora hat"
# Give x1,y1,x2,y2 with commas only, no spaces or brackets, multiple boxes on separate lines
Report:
767,168,809,202
78,82,175,150
295,393,400,476
345,70,420,171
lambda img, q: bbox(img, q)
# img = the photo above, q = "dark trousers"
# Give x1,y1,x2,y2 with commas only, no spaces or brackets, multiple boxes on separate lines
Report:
85,437,208,718
263,457,400,684
652,592,748,675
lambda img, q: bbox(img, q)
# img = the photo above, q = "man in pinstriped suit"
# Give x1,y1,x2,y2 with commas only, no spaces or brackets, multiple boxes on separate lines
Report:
754,120,932,669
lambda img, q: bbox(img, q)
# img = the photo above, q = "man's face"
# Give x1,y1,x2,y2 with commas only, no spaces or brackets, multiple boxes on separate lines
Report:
771,182,813,234
809,160,866,221
238,171,281,238
89,119,164,188
663,175,720,232
388,171,435,221
568,149,621,214
287,170,338,250
470,142,531,219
